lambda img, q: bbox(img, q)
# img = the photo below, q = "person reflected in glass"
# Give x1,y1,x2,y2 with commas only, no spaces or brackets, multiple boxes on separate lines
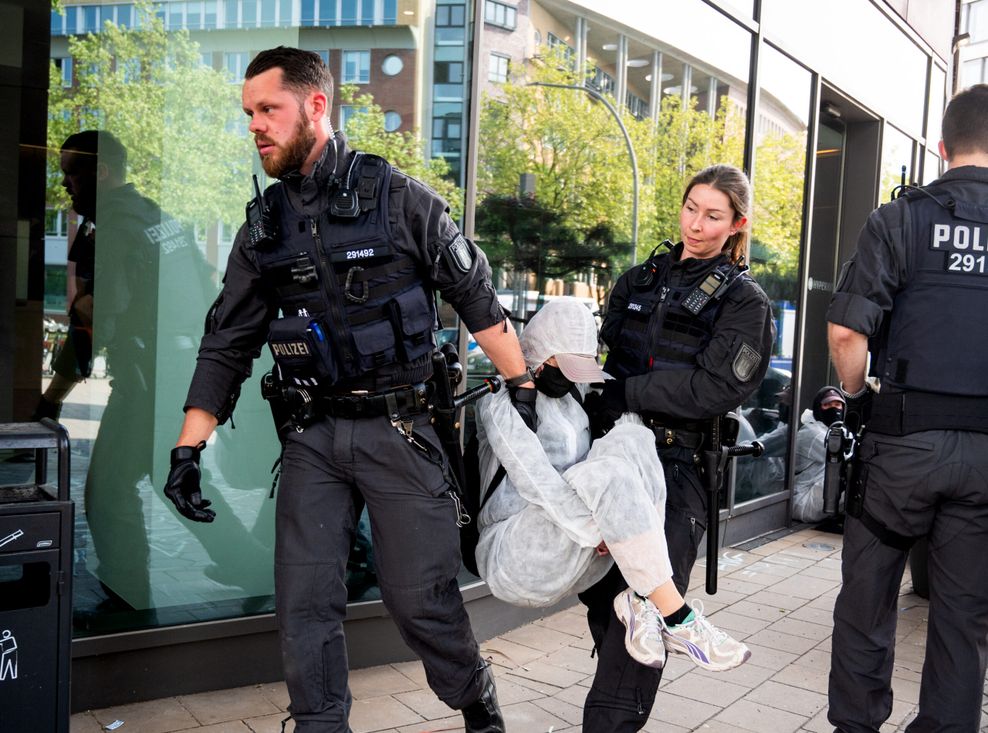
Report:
582,164,776,731
33,134,98,421
75,130,214,618
791,386,846,524
476,297,750,674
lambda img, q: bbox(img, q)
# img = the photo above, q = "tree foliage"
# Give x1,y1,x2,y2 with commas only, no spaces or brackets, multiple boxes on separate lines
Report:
339,85,464,220
750,130,808,301
477,47,747,282
47,1,250,229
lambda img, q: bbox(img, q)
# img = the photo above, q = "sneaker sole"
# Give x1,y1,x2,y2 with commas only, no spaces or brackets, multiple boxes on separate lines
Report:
613,592,665,669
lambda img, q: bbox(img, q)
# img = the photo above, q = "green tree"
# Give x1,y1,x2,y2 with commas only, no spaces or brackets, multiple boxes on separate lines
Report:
47,1,250,229
339,85,464,220
750,130,808,301
477,47,747,274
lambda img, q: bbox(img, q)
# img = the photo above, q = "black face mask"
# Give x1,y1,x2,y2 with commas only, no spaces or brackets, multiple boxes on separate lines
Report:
534,364,574,398
818,407,844,427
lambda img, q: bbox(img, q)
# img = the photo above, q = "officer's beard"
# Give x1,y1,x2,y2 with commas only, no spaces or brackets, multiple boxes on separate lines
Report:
260,114,318,179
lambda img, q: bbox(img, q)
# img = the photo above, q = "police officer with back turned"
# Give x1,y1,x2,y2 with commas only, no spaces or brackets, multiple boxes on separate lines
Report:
827,83,988,733
162,47,536,733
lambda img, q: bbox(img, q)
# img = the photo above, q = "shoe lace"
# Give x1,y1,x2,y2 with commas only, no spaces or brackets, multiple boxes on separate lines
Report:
641,598,663,640
688,600,728,643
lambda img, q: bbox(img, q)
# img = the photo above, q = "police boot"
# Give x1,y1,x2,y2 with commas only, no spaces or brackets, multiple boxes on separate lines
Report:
461,661,505,733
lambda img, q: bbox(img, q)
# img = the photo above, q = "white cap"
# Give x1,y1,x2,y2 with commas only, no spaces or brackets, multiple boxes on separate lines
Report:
520,297,612,384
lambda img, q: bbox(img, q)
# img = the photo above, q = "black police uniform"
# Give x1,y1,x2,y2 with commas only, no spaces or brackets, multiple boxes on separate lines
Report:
184,134,505,732
827,166,988,733
583,243,774,731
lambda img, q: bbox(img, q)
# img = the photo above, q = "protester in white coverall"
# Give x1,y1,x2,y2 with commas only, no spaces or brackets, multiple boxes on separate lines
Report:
475,297,749,672
791,386,846,523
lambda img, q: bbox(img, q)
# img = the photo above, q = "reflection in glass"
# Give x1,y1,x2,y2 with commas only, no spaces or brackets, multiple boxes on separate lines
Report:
881,124,915,201
45,11,286,635
735,44,812,505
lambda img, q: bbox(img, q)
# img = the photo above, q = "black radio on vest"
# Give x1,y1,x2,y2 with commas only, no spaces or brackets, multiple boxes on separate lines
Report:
246,174,277,250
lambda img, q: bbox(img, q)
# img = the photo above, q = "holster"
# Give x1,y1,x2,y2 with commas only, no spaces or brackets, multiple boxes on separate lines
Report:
261,370,319,437
845,455,867,518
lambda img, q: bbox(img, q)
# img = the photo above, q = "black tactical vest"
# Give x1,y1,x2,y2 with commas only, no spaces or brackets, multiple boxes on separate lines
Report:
606,253,747,380
876,183,988,396
254,154,436,388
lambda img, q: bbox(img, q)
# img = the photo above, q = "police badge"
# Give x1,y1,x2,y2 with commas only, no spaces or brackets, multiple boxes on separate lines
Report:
447,234,473,273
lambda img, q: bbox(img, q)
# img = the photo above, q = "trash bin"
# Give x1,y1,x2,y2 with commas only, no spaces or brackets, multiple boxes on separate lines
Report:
0,419,73,733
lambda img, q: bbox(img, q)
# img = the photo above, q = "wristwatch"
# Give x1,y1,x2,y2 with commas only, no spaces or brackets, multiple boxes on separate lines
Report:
505,368,535,389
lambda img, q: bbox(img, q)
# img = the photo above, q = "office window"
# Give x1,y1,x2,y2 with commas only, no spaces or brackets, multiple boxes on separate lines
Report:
435,2,466,42
204,1,217,29
485,0,516,30
342,0,358,25
168,2,183,29
381,55,403,76
225,0,239,26
225,52,249,81
280,0,293,25
965,0,988,40
117,4,135,28
51,9,63,35
243,0,257,27
260,0,276,27
342,50,370,83
317,50,330,66
436,4,465,26
55,57,73,87
435,61,463,83
82,5,99,33
187,1,203,29
383,0,397,23
488,54,509,83
384,111,402,132
65,6,77,34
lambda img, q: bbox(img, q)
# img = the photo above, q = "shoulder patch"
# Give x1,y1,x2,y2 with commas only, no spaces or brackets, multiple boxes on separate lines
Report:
732,342,762,382
448,234,474,273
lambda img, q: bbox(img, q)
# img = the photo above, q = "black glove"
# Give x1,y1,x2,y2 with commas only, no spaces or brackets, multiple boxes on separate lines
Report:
584,379,627,438
164,441,216,523
841,383,874,434
509,385,538,432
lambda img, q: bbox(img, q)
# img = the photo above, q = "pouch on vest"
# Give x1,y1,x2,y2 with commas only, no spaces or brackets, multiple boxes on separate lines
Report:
268,315,339,387
350,287,436,372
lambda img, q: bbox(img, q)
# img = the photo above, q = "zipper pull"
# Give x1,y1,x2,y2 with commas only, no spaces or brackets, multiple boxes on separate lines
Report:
310,218,318,237
659,286,669,302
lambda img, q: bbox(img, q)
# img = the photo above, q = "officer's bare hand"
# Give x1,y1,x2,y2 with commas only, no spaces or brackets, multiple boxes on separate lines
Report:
164,441,216,523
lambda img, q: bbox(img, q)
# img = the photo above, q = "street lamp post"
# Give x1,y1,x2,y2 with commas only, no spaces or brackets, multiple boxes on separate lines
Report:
528,81,640,265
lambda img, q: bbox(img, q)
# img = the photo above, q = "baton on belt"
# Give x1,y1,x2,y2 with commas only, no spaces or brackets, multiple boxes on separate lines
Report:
703,414,764,595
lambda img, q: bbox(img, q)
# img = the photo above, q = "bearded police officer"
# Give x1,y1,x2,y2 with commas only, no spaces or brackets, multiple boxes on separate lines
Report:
162,47,535,733
827,83,988,733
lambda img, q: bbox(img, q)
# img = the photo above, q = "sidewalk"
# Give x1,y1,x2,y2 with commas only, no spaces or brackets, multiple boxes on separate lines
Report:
68,527,946,733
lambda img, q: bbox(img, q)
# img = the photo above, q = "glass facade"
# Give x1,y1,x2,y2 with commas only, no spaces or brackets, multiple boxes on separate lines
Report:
0,0,955,689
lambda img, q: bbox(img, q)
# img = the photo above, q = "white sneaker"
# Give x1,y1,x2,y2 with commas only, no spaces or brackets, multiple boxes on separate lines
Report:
662,600,751,671
612,588,666,668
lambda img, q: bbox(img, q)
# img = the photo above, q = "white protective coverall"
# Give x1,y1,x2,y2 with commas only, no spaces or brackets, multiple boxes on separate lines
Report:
474,299,674,608
791,408,832,522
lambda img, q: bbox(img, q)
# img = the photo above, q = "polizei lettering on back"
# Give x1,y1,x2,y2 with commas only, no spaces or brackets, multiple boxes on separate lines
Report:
932,224,988,274
931,224,986,252
271,341,311,358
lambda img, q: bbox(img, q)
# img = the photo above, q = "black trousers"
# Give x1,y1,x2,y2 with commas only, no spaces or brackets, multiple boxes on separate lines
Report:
829,429,988,733
580,445,707,732
275,412,484,732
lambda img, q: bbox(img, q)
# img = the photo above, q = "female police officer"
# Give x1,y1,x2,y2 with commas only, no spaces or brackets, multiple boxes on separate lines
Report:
580,163,775,731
